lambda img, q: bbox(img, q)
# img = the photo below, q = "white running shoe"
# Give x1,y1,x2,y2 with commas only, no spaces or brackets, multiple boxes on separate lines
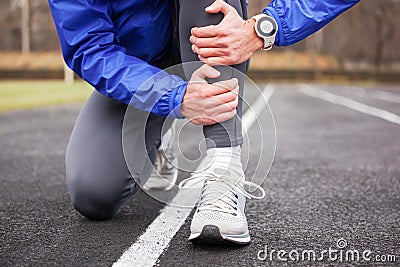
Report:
143,128,178,191
179,171,265,245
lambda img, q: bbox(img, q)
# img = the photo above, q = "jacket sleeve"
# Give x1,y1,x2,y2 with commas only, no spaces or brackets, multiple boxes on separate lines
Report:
48,0,187,118
263,0,360,47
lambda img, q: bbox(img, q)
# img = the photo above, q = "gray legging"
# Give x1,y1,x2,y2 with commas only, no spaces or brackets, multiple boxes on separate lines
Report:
66,0,247,220
179,0,247,148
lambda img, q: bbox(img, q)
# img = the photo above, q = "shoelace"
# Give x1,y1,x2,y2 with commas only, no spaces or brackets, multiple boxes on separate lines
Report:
178,172,266,215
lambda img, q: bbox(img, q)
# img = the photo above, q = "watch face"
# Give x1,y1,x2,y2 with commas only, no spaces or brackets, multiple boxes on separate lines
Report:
257,17,277,37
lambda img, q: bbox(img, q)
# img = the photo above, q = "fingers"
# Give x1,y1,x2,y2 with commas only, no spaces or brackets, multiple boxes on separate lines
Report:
200,78,238,97
192,46,228,58
190,72,238,97
191,25,219,38
191,64,220,81
214,109,237,122
195,110,238,125
210,92,239,111
190,36,226,48
198,55,231,66
205,0,234,15
184,81,239,126
213,78,238,94
184,69,240,126
190,109,237,125
201,88,238,108
197,85,239,122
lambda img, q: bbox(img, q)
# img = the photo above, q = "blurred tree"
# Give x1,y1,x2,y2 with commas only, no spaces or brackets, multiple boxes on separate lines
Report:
10,0,30,52
0,0,399,71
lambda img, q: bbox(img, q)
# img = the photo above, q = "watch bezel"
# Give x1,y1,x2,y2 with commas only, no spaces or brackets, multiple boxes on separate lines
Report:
257,16,277,38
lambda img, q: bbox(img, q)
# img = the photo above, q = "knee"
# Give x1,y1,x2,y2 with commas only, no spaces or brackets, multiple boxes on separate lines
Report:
69,187,118,221
66,173,124,221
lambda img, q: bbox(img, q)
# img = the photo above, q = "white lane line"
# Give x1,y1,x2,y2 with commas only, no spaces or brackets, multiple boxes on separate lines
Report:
299,84,400,125
343,85,400,104
114,191,198,267
242,84,275,136
113,84,275,267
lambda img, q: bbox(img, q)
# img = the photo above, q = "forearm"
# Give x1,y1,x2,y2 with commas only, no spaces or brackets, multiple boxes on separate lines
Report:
64,43,187,118
263,0,360,46
49,0,187,118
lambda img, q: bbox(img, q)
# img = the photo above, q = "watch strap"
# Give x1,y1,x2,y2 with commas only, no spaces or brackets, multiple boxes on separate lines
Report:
252,14,277,51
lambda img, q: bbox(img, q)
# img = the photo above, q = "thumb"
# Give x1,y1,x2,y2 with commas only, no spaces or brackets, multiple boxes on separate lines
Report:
205,0,233,15
191,64,221,82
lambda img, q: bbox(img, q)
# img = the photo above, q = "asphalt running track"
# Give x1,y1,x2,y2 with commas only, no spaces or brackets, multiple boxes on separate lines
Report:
1,83,399,266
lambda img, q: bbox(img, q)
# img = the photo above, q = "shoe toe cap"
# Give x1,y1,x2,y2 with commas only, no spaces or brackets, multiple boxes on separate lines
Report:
190,210,248,235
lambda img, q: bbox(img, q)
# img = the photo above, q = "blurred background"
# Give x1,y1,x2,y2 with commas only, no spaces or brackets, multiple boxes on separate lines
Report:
0,0,399,111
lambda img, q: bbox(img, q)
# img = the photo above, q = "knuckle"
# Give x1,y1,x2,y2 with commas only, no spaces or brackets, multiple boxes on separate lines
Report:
229,101,238,110
204,86,214,97
223,48,230,56
215,26,224,36
216,38,224,47
229,55,238,64
199,90,207,98
201,48,208,57
224,28,232,36
232,93,239,104
232,99,239,109
225,102,235,111
212,83,222,91
231,84,238,92
223,92,232,102
228,80,236,89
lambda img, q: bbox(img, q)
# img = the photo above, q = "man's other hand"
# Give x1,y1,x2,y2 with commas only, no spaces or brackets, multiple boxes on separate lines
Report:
181,64,239,125
190,0,263,66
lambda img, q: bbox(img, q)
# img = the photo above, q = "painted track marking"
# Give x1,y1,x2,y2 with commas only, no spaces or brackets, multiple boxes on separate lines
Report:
300,85,400,125
342,85,400,104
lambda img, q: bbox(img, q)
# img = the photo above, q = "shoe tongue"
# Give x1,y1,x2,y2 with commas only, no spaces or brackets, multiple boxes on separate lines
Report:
211,167,243,184
213,167,230,176
204,184,232,210
204,170,235,209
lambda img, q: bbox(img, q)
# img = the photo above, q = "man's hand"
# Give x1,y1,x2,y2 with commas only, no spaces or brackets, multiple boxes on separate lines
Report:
181,64,239,125
190,0,264,66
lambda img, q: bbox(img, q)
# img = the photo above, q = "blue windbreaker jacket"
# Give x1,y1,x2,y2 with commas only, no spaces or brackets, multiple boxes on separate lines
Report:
48,0,359,118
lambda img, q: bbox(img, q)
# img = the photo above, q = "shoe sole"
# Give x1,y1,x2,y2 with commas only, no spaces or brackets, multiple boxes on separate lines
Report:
142,169,178,191
188,225,250,245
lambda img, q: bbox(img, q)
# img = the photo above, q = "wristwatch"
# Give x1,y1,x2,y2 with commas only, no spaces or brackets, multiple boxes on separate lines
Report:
252,14,278,51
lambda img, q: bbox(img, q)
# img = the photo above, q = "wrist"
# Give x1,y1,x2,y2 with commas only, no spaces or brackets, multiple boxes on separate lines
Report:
246,18,264,52
170,82,188,119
